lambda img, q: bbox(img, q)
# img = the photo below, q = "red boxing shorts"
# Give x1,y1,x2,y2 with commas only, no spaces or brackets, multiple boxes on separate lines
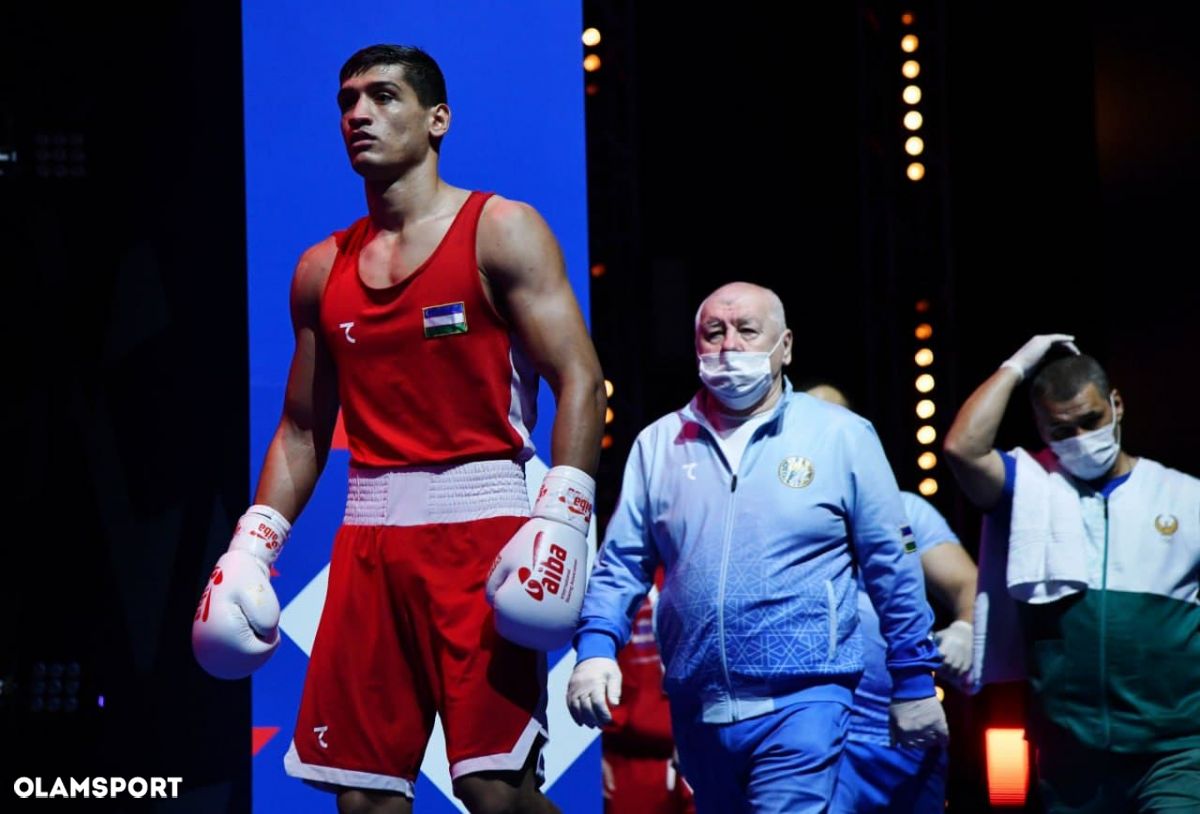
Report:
603,752,696,814
284,460,546,799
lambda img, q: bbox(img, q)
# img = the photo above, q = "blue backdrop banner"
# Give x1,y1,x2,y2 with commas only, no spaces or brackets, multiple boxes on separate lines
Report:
242,3,597,810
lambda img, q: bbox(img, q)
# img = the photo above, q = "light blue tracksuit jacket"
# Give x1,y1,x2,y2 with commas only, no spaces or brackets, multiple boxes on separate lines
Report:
575,385,940,723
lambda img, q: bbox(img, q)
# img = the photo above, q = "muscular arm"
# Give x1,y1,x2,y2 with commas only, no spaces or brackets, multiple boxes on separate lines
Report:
943,367,1020,511
921,543,978,624
252,238,341,520
478,197,605,475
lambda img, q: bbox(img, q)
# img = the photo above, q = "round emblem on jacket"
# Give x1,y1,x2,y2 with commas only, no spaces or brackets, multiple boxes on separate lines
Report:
778,456,814,488
1154,513,1179,537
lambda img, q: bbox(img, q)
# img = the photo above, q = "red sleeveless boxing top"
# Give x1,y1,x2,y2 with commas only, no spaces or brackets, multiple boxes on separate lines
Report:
319,191,538,468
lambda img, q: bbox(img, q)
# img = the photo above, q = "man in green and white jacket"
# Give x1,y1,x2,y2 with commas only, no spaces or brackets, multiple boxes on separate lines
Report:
945,334,1200,814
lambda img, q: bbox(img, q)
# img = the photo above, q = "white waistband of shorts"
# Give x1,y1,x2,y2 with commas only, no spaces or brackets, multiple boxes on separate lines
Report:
344,459,530,527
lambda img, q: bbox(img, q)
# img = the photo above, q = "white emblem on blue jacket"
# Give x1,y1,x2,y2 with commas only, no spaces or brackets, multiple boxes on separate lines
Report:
778,456,814,488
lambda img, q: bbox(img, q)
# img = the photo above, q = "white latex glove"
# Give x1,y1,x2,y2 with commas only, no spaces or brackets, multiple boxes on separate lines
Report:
889,695,949,750
567,657,622,728
933,620,973,679
1000,334,1080,380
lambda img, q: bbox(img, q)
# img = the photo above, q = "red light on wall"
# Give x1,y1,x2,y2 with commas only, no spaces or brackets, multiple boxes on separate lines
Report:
986,728,1030,807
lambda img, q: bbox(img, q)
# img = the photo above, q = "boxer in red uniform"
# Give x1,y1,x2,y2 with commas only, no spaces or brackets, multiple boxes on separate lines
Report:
191,44,605,814
600,569,695,814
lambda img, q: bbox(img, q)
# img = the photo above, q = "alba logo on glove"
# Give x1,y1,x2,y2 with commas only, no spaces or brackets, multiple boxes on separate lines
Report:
538,483,593,524
249,522,283,552
194,567,224,623
518,532,575,603
563,490,593,522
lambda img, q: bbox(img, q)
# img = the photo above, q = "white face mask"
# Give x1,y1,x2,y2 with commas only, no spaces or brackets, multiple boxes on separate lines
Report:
697,333,785,411
1048,394,1121,480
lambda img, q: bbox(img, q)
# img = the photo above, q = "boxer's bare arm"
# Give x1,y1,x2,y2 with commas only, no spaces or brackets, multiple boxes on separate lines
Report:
478,196,605,475
253,237,341,521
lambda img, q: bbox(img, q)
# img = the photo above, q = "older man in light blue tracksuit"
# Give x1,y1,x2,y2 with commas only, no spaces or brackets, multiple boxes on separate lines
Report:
566,283,947,814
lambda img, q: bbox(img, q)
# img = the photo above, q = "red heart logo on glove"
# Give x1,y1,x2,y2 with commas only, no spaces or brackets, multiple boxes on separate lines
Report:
518,568,545,601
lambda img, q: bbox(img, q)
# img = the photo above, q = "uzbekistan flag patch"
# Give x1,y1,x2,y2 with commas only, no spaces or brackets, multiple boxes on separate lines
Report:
901,524,917,554
423,302,468,338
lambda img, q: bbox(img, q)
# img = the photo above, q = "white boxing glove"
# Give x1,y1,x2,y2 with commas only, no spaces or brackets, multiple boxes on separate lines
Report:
1000,334,1080,381
192,505,291,679
486,465,594,650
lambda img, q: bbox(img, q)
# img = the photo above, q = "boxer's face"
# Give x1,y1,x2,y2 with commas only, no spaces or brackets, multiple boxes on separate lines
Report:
337,64,448,178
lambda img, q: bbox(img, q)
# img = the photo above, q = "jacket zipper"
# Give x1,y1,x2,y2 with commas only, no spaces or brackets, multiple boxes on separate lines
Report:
717,472,739,719
1099,496,1111,747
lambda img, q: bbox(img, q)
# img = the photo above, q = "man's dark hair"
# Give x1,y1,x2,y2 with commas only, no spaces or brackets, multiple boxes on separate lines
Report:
340,44,447,108
1029,353,1111,404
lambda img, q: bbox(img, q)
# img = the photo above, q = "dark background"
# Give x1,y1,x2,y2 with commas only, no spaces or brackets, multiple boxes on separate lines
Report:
587,0,1199,514
1,3,251,811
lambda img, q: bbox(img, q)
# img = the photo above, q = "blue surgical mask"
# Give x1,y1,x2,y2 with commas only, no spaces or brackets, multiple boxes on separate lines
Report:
697,334,785,411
